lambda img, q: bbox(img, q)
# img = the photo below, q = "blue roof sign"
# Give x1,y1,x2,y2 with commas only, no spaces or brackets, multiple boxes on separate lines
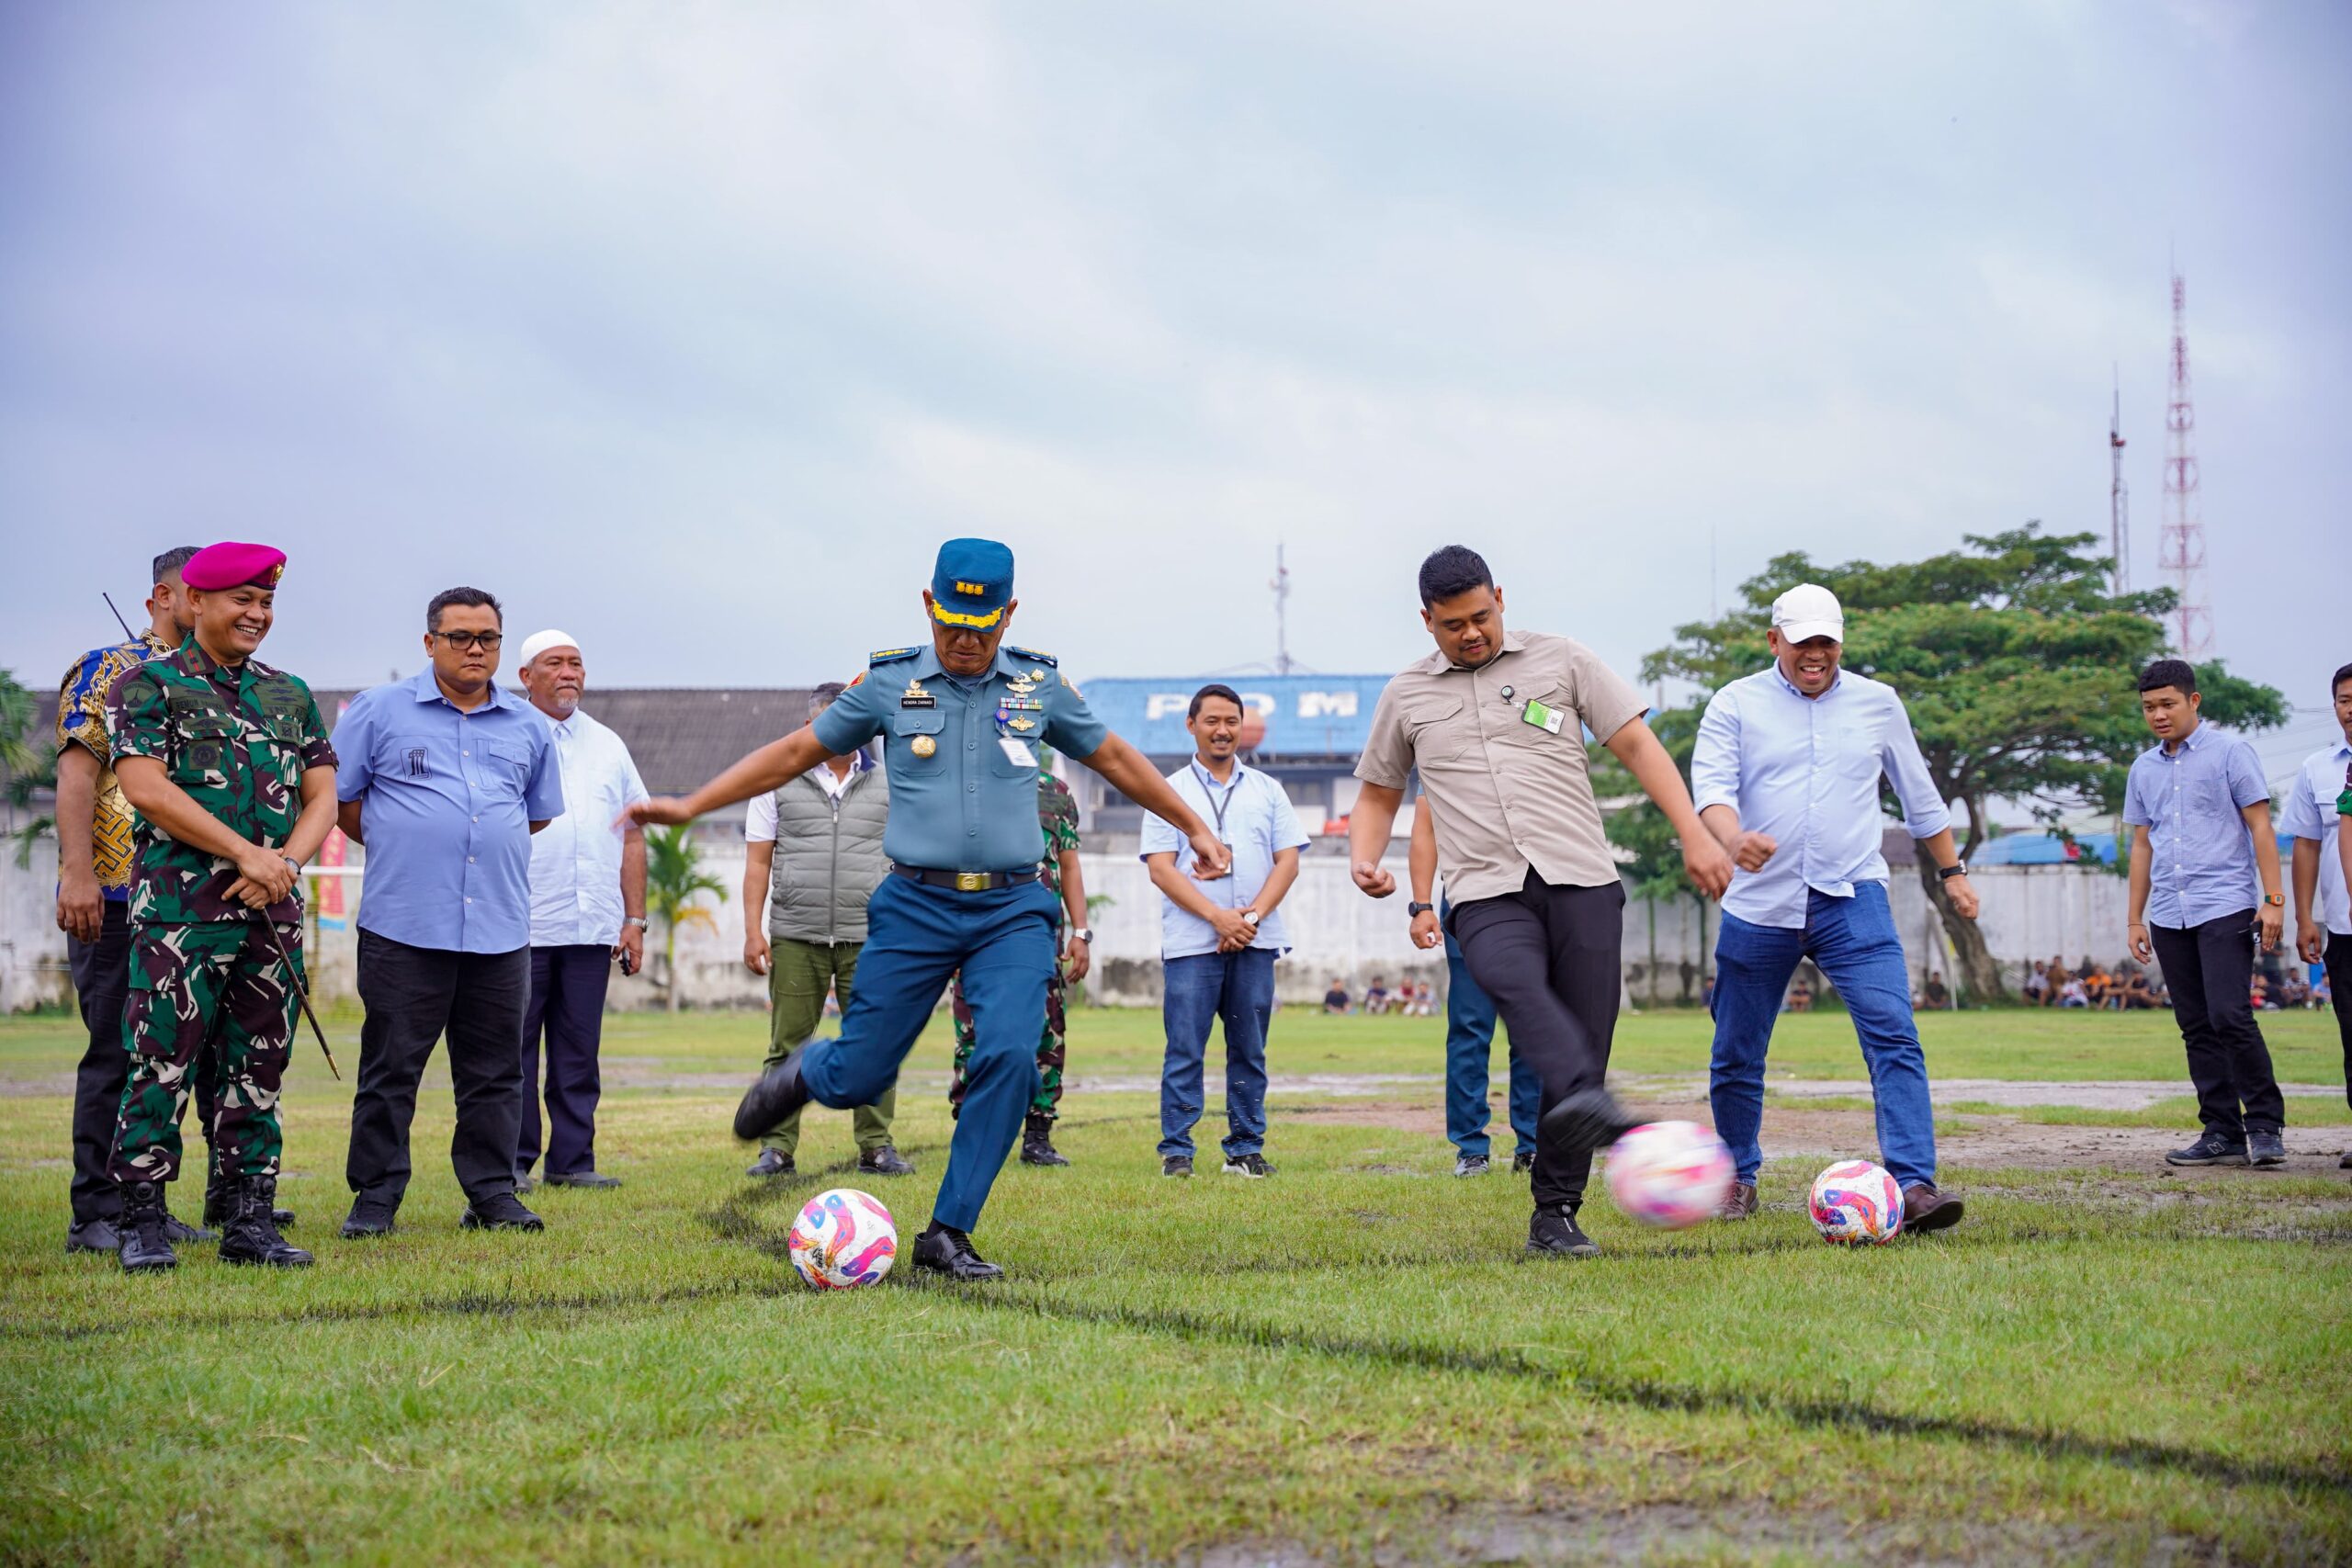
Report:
1081,674,1396,758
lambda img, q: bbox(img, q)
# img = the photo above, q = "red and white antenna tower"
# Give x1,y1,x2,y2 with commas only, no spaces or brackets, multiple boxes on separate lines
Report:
2109,368,2129,594
2156,268,2212,655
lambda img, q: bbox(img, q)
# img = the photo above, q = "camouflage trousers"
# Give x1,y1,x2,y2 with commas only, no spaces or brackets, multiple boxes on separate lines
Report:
948,960,1065,1123
110,920,300,1185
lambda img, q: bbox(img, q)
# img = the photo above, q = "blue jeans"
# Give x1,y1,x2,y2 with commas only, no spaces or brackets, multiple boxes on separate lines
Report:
1708,882,1937,1190
1158,948,1276,1160
1443,914,1537,1159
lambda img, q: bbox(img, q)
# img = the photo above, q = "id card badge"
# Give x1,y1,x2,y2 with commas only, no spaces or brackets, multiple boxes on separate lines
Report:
1521,698,1566,735
999,737,1038,769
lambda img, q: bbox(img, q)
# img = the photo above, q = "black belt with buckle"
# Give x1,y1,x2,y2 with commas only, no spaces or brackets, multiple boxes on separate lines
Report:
891,863,1039,893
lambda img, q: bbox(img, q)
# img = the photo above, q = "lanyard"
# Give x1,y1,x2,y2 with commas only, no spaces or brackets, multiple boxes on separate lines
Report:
1191,760,1240,842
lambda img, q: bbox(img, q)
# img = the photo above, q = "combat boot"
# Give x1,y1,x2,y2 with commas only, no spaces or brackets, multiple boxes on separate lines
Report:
118,1180,177,1273
205,1172,295,1231
219,1177,313,1268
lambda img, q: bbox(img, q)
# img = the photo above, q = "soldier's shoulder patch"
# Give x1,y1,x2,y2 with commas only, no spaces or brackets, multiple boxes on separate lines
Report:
848,671,867,687
868,646,920,666
1004,645,1057,668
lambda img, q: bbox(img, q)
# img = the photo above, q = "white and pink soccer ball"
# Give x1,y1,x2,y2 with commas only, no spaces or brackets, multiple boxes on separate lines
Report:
787,1188,899,1290
1604,1121,1736,1229
1808,1160,1904,1245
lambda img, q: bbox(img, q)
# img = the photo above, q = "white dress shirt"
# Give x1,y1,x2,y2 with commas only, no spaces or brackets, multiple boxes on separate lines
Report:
2280,739,2352,937
744,751,868,842
526,706,650,947
1691,665,1952,931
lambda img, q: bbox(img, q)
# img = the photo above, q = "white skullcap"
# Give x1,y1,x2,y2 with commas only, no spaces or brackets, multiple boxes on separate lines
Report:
517,628,582,668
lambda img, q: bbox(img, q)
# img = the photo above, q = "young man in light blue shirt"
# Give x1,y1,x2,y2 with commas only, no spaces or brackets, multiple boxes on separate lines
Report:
2123,659,2289,1168
1140,684,1311,1179
1691,583,1975,1233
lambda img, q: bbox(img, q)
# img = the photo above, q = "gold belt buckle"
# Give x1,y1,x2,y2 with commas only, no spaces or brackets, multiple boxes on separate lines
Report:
955,871,989,892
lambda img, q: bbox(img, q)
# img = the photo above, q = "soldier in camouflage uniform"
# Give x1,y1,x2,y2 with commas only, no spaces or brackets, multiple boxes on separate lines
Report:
949,767,1091,1166
106,541,340,1272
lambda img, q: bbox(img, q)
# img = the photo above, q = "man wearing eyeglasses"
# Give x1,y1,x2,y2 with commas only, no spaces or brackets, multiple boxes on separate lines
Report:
333,587,565,1237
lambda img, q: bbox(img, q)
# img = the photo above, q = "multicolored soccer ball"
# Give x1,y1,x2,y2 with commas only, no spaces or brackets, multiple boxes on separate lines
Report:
1808,1160,1904,1246
1603,1121,1736,1229
787,1188,898,1290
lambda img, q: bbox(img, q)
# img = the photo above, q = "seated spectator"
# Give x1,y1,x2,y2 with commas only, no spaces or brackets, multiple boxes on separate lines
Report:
2043,963,2072,1009
1404,980,1435,1018
1363,976,1392,1014
2315,969,2334,1009
2081,962,2110,1008
1322,980,1351,1015
2119,970,2155,1010
2058,976,2089,1008
1922,971,1951,1010
1783,977,1814,1014
2022,961,2050,1003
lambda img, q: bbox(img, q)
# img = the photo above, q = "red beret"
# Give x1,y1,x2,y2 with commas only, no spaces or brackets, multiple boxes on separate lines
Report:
182,542,287,592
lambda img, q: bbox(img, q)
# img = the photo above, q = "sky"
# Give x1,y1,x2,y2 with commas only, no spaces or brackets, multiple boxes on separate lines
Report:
3,2,2346,780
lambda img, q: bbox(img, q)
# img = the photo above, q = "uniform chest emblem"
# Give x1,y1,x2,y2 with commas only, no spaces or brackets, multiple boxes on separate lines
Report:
406,748,430,777
910,735,937,759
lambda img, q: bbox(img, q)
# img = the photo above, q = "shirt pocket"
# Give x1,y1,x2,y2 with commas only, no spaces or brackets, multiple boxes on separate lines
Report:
482,739,534,802
889,711,947,775
1495,679,1569,753
168,711,238,791
1405,694,1471,763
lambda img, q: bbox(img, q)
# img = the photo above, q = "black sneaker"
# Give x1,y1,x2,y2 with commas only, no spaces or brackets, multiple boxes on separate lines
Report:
2248,1131,2286,1168
1221,1153,1276,1179
1510,1151,1534,1175
460,1192,545,1232
66,1218,121,1254
734,1044,813,1141
745,1149,795,1179
2165,1131,2249,1167
339,1200,399,1238
1453,1153,1491,1178
1161,1156,1193,1179
1526,1204,1600,1258
911,1224,1002,1280
858,1145,915,1178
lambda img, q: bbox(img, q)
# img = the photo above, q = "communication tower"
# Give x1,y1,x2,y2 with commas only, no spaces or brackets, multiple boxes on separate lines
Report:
2155,269,2213,656
2108,370,2129,594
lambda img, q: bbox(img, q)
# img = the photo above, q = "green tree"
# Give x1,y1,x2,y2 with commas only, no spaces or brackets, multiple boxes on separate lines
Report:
1629,525,2287,1004
0,668,57,869
645,823,727,1012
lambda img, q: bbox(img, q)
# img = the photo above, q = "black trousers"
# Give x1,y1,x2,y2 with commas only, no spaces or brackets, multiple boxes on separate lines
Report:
517,944,613,1179
348,929,530,1208
2327,932,2352,1114
1449,872,1626,1212
2148,909,2286,1140
66,902,217,1221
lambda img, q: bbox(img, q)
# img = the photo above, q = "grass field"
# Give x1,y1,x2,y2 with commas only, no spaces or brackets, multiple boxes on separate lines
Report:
2,1004,2347,1564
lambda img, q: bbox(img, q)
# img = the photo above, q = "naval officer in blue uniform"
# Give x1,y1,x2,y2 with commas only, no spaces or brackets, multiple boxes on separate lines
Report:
628,539,1229,1278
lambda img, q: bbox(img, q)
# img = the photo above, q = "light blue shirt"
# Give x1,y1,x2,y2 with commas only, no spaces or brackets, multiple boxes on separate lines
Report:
2122,721,2270,931
1139,759,1311,959
811,641,1107,873
336,671,567,953
1691,665,1951,931
2278,739,2352,937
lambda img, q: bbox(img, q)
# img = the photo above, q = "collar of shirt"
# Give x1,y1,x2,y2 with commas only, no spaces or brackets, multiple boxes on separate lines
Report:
810,751,867,797
402,665,523,715
1769,662,1843,702
2159,721,2212,758
1416,626,1529,676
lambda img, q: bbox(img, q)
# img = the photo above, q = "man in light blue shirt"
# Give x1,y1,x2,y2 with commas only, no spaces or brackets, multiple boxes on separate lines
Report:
1140,684,1311,1178
1690,584,1976,1233
333,588,566,1237
2122,658,2288,1168
2281,662,2352,1165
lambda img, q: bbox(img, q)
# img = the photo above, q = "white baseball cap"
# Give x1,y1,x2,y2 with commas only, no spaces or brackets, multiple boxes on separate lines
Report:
516,628,582,668
1770,584,1844,644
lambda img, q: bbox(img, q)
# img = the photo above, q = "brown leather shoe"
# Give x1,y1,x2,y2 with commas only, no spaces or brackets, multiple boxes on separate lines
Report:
1900,1182,1964,1235
1717,1182,1758,1221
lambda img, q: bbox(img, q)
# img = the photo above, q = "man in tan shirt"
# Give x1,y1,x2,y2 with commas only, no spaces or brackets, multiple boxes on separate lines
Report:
1350,546,1732,1258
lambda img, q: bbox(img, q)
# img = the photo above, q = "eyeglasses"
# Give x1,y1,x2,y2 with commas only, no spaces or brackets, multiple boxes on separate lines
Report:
434,631,503,651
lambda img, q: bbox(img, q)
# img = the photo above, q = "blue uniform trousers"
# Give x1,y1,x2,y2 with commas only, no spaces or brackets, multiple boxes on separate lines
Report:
1442,919,1539,1160
800,873,1059,1233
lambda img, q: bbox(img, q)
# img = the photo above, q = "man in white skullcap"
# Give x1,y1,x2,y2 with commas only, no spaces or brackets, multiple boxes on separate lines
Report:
514,629,649,1190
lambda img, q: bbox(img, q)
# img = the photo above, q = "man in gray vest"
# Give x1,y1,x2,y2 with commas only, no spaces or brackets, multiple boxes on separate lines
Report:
739,683,912,1178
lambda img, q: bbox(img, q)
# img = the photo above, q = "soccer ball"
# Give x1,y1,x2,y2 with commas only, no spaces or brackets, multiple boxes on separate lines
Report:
1808,1160,1904,1246
787,1188,898,1290
1603,1121,1736,1229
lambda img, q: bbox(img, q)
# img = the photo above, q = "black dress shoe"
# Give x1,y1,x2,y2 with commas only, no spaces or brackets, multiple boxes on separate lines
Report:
735,1044,813,1141
1527,1204,1601,1258
219,1178,312,1268
858,1145,915,1177
460,1192,545,1232
1538,1088,1640,1166
66,1218,121,1254
545,1170,623,1189
745,1149,796,1179
912,1224,1003,1280
118,1181,177,1272
340,1200,399,1238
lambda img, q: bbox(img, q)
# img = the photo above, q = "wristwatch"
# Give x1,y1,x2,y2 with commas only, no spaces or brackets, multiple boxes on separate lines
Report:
1937,864,1968,882
1069,927,1093,944
1240,909,1261,929
1407,900,1435,918
624,916,650,930
2263,893,2285,908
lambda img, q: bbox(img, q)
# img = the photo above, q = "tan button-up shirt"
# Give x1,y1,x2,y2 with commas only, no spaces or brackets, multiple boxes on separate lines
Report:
1357,628,1646,903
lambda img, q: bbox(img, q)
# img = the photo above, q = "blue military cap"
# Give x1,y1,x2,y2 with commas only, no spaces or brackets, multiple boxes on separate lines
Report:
930,537,1016,630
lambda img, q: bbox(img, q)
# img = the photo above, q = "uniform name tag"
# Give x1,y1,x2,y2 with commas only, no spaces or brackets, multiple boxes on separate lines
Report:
1521,699,1565,735
899,694,936,708
999,738,1037,768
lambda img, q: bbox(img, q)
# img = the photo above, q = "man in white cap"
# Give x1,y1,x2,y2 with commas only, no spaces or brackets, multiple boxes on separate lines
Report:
1690,582,1978,1234
514,629,648,1190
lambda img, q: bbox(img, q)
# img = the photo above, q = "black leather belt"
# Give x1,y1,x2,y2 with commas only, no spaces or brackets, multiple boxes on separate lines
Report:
891,862,1039,892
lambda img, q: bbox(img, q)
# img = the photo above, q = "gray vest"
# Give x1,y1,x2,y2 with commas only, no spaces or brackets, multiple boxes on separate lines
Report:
766,762,890,944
